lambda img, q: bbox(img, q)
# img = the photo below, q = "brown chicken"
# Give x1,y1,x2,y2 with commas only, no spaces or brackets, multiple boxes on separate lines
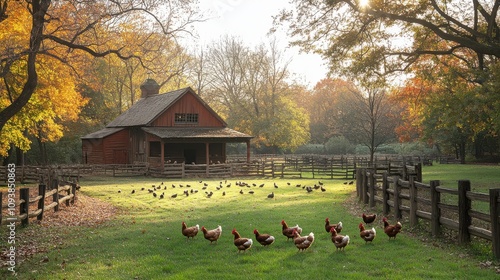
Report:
292,229,315,251
324,218,343,233
201,225,222,244
362,213,377,224
358,222,376,243
232,229,253,252
253,229,275,247
181,221,199,240
382,217,402,239
330,227,350,251
281,220,302,240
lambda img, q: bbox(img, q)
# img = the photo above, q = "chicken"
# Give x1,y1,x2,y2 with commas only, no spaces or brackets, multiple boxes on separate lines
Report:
181,222,199,241
330,227,349,251
201,225,222,244
281,220,302,240
324,218,342,234
232,229,253,252
358,223,376,243
362,213,377,224
382,217,402,239
292,229,315,251
253,229,275,246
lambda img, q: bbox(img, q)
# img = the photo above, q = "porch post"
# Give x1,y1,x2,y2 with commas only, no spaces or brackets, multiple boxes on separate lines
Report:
146,134,150,165
160,139,165,171
205,142,210,165
205,142,210,176
246,139,250,163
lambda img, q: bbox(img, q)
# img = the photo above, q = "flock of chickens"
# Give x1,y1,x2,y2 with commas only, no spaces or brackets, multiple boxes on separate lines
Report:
121,179,402,252
181,214,402,252
121,180,332,200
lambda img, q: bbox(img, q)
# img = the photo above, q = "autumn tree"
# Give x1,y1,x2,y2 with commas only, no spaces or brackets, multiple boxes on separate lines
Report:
276,0,500,78
277,1,500,159
301,78,354,144
336,82,398,163
0,0,201,155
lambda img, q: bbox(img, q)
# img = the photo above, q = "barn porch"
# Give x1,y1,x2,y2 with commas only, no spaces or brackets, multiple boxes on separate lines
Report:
142,127,252,168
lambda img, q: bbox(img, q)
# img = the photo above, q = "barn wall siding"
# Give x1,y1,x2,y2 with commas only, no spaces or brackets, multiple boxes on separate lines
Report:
82,139,104,164
103,129,130,164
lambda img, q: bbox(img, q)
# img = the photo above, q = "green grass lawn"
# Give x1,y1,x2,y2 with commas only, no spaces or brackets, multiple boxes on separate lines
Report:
1,164,500,279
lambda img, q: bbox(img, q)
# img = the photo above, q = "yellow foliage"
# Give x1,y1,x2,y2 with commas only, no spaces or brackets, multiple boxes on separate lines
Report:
0,2,88,156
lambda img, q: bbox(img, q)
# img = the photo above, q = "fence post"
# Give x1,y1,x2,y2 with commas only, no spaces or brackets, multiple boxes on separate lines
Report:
362,169,369,204
20,188,29,227
37,184,46,221
430,180,441,237
382,172,390,215
312,160,315,179
394,175,402,220
415,163,422,182
458,180,471,244
489,188,500,260
409,176,418,227
369,169,375,208
53,179,60,212
356,168,362,199
66,184,71,207
72,182,78,204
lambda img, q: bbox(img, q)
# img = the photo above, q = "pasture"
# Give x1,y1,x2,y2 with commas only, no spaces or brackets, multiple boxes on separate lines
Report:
1,163,500,279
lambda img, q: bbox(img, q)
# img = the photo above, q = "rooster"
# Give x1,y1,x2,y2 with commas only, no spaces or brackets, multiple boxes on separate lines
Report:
362,213,377,224
181,222,199,241
232,229,253,252
358,223,376,244
253,229,275,247
201,225,222,244
330,227,349,251
281,220,302,240
324,218,342,234
382,217,402,239
292,229,315,251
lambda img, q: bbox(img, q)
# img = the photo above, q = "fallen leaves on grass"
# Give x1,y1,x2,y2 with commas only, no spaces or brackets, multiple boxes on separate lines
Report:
1,193,117,268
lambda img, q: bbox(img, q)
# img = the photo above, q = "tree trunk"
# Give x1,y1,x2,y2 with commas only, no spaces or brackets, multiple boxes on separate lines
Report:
0,0,51,132
37,137,48,165
15,146,23,166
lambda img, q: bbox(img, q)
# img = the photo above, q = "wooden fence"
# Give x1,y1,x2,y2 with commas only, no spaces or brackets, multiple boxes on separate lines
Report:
357,168,500,259
0,181,78,226
0,155,428,181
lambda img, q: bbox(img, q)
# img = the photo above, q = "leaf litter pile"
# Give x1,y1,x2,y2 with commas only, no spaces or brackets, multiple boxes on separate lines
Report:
1,192,117,268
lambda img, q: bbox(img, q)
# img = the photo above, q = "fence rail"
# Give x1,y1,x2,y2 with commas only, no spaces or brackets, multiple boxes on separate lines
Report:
0,181,78,226
0,155,429,181
357,168,500,259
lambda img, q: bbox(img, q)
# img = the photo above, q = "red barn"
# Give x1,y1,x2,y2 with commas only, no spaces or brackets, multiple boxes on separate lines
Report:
81,79,253,166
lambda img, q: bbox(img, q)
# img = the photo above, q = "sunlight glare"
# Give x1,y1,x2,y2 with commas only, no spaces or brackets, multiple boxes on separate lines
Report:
359,0,370,8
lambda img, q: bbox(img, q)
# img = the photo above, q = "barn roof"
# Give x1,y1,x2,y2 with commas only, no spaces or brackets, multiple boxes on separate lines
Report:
81,127,124,139
142,127,253,142
106,87,226,127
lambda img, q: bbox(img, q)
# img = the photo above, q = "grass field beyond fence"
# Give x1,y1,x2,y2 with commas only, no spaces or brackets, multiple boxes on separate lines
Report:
1,163,500,279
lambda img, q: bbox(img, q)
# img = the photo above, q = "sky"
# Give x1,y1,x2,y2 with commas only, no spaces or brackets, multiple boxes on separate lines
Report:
188,0,329,88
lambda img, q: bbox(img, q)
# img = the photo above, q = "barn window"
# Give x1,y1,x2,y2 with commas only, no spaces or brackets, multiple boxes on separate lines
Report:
150,141,161,157
175,113,198,125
